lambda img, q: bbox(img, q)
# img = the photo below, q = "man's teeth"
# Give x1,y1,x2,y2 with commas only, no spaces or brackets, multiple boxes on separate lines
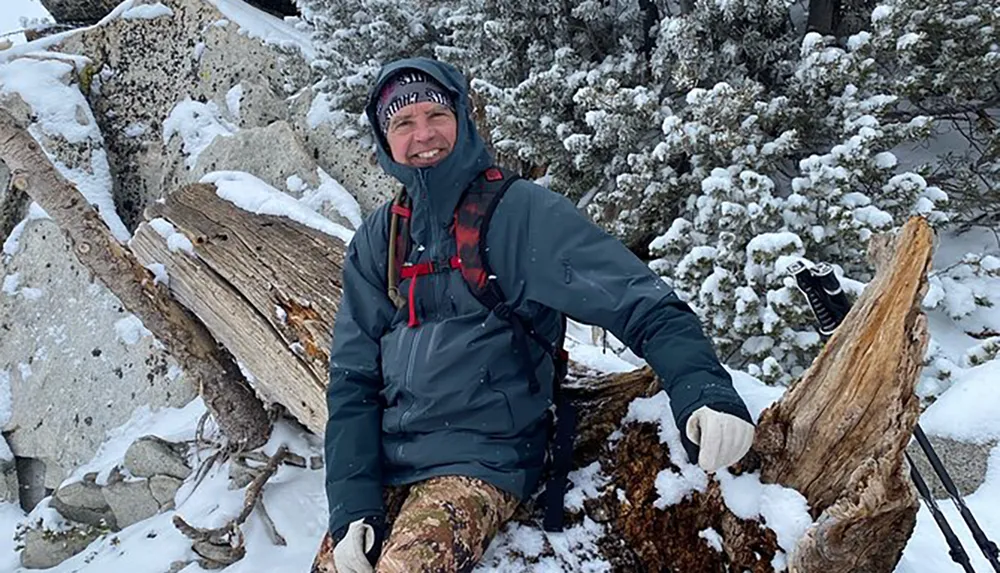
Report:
416,150,440,159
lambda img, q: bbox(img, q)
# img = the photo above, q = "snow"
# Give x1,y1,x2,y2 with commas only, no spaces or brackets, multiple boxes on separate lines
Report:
121,3,173,20
0,0,52,45
114,315,153,345
226,83,244,120
2,202,50,256
920,360,1000,443
162,98,237,169
204,0,316,61
201,171,357,243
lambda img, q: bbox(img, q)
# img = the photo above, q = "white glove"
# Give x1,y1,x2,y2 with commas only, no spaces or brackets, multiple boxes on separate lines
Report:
685,406,755,472
333,519,377,573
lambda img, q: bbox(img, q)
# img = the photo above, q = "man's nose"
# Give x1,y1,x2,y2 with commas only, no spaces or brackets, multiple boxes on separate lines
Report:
412,119,435,141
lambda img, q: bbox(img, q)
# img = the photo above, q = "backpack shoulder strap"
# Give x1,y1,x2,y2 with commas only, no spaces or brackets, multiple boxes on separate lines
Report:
387,185,411,309
454,165,519,310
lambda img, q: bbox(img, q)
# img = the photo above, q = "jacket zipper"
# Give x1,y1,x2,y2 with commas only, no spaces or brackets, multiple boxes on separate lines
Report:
398,316,424,432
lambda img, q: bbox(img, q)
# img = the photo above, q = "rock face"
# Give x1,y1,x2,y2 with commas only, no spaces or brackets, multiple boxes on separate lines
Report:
0,219,195,490
906,435,997,498
55,0,315,231
41,0,299,24
39,0,121,24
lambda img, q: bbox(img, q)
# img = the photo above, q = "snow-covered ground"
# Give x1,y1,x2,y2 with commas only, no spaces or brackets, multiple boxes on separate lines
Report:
0,0,52,45
1,1,998,572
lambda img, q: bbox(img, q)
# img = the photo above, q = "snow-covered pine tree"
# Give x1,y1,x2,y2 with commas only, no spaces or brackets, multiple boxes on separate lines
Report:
866,0,1000,231
298,0,449,137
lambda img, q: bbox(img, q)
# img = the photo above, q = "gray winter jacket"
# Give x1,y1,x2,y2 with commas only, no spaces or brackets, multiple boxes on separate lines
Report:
324,57,752,536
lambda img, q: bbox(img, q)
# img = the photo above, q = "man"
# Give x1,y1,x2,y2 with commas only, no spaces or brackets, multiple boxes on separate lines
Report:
315,57,756,573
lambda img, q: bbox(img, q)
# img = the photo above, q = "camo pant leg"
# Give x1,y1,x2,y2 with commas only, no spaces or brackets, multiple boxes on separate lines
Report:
310,485,409,573
376,475,520,573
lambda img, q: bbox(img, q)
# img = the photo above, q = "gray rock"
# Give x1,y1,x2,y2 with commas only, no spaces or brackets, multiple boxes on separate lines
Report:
50,480,117,530
103,479,160,529
226,79,288,130
289,90,397,216
38,0,120,23
192,120,320,192
0,455,17,505
906,436,997,499
54,0,313,230
1,218,196,490
124,436,192,480
148,474,183,508
19,526,101,569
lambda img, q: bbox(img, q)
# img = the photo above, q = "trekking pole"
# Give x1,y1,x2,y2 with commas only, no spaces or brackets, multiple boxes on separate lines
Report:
913,425,1000,572
906,451,976,573
789,260,1000,572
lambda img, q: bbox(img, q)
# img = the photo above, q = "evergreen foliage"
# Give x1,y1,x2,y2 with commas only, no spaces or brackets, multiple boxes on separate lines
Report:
300,0,998,385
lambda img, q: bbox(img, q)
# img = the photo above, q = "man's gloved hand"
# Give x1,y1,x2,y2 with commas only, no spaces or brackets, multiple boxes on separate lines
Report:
685,406,755,472
332,516,387,573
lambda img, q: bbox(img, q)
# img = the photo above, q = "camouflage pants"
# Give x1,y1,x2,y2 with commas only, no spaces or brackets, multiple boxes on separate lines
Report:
312,475,519,573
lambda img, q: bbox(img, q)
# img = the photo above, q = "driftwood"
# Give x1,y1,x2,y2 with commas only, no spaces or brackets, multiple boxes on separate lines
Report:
0,109,271,451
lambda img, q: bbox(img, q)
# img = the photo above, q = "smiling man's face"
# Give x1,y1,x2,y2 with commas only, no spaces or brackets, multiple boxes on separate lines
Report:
385,101,457,168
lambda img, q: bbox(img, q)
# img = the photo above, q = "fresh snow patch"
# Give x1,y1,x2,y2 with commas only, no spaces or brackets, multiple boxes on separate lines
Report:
920,360,1000,443
203,0,316,61
699,527,723,552
114,315,152,345
0,58,98,143
1,273,19,296
162,98,236,168
145,262,168,286
299,168,365,230
3,202,50,256
226,83,243,120
201,171,356,243
564,462,608,512
121,2,173,19
716,470,812,555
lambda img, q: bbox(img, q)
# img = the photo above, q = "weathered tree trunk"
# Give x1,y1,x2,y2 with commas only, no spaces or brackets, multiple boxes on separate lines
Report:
1,159,30,243
0,109,271,451
755,217,931,571
129,183,347,434
806,0,841,36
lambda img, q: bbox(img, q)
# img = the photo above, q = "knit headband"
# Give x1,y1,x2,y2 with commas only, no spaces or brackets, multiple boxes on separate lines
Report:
376,70,455,134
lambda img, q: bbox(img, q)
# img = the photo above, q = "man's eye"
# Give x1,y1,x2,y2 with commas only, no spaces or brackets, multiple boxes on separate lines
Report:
392,120,412,131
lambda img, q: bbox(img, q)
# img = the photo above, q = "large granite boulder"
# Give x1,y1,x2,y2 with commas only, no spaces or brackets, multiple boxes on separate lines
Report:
0,218,195,490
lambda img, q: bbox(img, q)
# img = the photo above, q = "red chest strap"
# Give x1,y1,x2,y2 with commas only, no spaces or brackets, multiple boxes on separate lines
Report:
399,256,462,327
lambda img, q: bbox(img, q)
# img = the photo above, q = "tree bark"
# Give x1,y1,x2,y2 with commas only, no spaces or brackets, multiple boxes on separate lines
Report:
755,217,932,571
0,108,271,451
129,183,347,434
806,0,841,36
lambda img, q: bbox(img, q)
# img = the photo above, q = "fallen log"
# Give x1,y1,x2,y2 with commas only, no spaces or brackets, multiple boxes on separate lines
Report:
0,108,271,451
129,183,346,433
